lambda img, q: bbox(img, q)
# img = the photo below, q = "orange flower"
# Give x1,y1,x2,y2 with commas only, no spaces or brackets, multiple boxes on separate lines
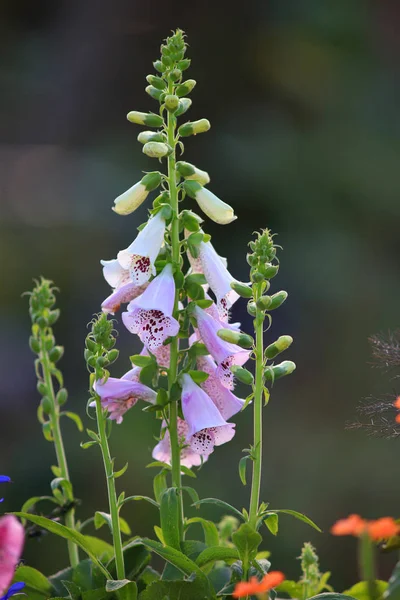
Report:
396,414,400,424
233,572,285,598
394,396,400,410
367,517,400,540
331,514,366,537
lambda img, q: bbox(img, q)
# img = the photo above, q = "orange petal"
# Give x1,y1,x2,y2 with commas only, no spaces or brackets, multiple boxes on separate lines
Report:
367,517,400,540
331,514,366,536
394,396,400,410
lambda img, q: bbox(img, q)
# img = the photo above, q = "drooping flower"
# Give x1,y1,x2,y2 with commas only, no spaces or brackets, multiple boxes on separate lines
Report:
197,355,245,419
100,259,148,314
183,181,236,225
122,264,179,351
94,377,157,424
112,172,162,215
181,373,229,436
0,516,25,595
233,572,285,598
194,305,250,388
0,477,10,504
197,240,240,319
117,212,166,285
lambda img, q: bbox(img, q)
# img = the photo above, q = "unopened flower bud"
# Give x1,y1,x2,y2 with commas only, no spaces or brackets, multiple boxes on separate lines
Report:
251,271,264,284
264,360,296,382
176,161,210,185
268,291,288,311
230,281,253,299
146,75,165,90
137,131,165,144
183,181,236,225
29,336,40,354
56,388,68,405
265,336,293,359
113,172,162,215
231,365,254,386
165,94,180,112
247,301,257,316
161,55,173,67
175,79,196,97
37,381,47,396
175,98,192,116
179,119,211,137
260,263,279,279
142,141,171,158
49,345,64,363
127,111,164,128
169,68,182,82
145,85,163,101
107,349,119,364
178,59,191,71
256,296,272,310
246,254,257,267
41,396,52,415
217,329,254,348
47,309,60,325
153,60,166,73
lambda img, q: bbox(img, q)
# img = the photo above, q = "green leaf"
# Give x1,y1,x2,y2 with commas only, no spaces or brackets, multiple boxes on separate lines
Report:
61,411,84,432
185,517,219,547
141,538,209,583
265,509,321,532
114,462,129,479
186,273,207,286
264,513,279,536
238,455,251,486
20,495,58,520
81,441,98,450
181,486,200,504
156,389,169,407
94,511,131,536
188,370,209,384
49,567,74,596
308,595,359,600
195,299,214,309
139,579,214,600
117,541,151,580
139,362,158,387
384,560,400,600
72,558,106,591
277,580,303,599
12,566,54,599
208,567,232,595
121,495,160,509
12,513,112,578
62,580,81,600
51,477,73,499
153,471,168,504
195,546,239,570
232,523,262,566
160,488,181,550
192,498,244,520
129,355,154,368
342,581,388,600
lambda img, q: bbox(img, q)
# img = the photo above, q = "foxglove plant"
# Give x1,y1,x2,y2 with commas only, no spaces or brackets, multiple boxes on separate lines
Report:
11,27,395,600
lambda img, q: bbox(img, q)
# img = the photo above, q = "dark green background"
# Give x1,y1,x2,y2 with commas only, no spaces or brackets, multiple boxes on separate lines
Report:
1,0,400,589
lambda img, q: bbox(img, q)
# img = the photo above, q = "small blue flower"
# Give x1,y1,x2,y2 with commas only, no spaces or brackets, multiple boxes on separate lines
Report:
0,475,11,503
0,583,26,600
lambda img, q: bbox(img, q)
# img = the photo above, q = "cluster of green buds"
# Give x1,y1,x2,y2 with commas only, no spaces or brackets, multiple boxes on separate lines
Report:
28,279,68,442
84,313,119,386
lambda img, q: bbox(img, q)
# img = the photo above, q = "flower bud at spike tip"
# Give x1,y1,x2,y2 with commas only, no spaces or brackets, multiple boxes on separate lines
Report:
265,336,293,359
231,365,254,386
231,281,253,299
183,181,236,225
265,360,296,382
179,119,211,137
176,161,210,185
127,111,164,128
217,329,254,349
269,291,288,310
165,94,180,112
175,79,196,97
175,98,192,116
137,131,165,144
143,142,171,158
112,172,161,215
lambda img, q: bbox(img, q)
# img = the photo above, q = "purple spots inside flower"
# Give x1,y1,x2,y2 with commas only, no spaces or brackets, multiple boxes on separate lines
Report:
127,308,177,351
217,358,235,389
191,429,215,455
130,255,151,285
101,395,138,424
218,296,229,321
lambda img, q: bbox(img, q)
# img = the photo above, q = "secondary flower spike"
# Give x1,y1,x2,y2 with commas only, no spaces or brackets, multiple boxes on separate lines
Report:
100,258,148,314
183,181,237,225
94,378,157,424
194,305,250,388
198,240,240,319
112,172,161,215
122,263,179,351
117,212,166,285
0,515,25,595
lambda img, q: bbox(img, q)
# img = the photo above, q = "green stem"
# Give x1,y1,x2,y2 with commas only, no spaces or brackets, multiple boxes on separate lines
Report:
95,396,125,579
40,331,79,568
358,533,378,600
166,79,184,540
249,284,265,529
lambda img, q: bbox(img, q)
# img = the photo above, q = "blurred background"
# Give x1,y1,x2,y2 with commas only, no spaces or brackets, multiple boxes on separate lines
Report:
1,0,400,589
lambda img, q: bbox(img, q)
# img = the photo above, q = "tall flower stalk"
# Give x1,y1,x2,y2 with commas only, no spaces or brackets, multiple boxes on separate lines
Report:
28,278,79,568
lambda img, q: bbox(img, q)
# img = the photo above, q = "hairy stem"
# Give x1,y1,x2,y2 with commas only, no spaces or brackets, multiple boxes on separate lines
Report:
166,78,184,540
95,396,125,579
249,284,264,529
39,331,79,568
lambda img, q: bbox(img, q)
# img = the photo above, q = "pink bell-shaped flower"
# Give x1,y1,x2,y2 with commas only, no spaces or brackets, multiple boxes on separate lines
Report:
181,373,228,437
0,515,24,595
94,377,157,424
122,264,179,351
100,258,148,314
197,355,245,419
